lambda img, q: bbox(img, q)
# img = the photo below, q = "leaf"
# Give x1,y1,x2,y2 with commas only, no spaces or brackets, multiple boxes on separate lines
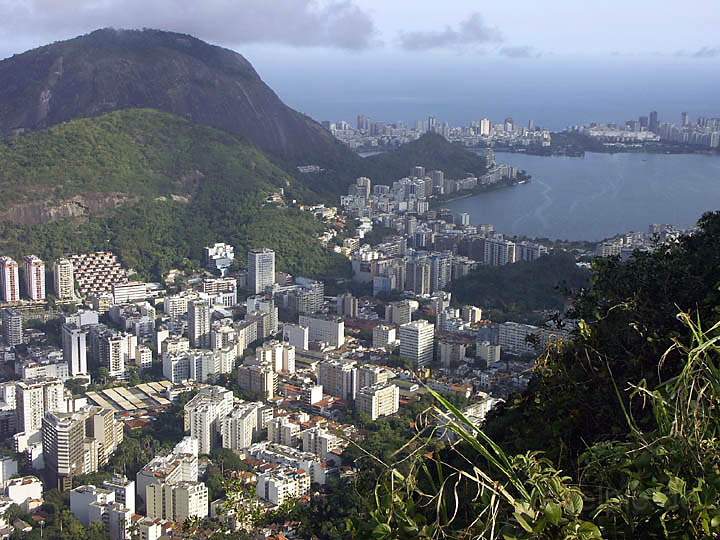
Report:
545,501,562,525
568,492,584,515
652,491,668,507
514,512,534,533
667,476,686,495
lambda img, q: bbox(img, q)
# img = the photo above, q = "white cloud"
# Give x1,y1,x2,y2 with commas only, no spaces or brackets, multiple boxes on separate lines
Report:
0,0,378,51
398,12,502,51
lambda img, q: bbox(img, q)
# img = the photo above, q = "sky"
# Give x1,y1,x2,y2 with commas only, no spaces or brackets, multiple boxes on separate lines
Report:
1,0,719,127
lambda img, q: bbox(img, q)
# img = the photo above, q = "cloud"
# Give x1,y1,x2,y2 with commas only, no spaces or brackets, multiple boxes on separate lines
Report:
398,13,502,51
691,46,720,58
0,0,378,51
499,45,540,59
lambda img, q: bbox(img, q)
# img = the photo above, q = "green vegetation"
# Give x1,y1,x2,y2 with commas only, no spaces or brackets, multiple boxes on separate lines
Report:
0,109,350,279
449,252,590,322
0,108,285,202
346,211,720,539
363,133,488,184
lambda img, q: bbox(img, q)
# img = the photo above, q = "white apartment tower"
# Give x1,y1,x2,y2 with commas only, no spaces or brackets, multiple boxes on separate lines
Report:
23,255,45,301
53,258,75,300
0,257,20,303
400,320,435,367
15,378,66,434
356,383,400,420
248,248,276,294
188,299,211,349
62,323,88,376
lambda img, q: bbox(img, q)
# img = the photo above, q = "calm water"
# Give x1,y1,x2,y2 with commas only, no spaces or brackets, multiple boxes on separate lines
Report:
444,152,720,241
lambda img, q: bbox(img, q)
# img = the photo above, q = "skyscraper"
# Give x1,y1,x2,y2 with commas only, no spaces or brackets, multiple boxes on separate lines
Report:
479,118,491,136
248,249,276,294
649,110,659,132
0,257,20,303
23,255,45,301
53,258,75,300
188,299,211,349
400,320,435,368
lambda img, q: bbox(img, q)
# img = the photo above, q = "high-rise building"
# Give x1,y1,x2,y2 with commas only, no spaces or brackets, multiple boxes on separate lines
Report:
1,308,22,347
317,359,357,401
681,111,689,127
430,253,452,293
15,378,66,434
483,237,517,266
220,401,266,453
187,299,211,349
385,300,413,326
477,341,501,365
248,249,276,294
407,258,431,295
479,118,491,136
399,320,435,367
42,410,87,490
356,382,400,420
53,258,75,300
23,255,45,301
355,177,372,199
62,323,88,377
0,257,20,303
649,110,659,132
237,363,277,401
183,386,234,455
336,292,358,318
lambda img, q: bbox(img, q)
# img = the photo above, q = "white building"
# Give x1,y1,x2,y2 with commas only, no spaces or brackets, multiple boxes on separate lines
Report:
183,386,234,455
477,341,501,365
399,320,435,367
298,315,345,348
256,468,310,506
5,476,42,511
53,258,76,300
145,481,208,522
62,323,88,377
372,324,397,349
220,401,268,453
283,323,309,351
188,299,211,349
356,383,399,420
255,340,295,373
248,248,276,294
15,377,66,433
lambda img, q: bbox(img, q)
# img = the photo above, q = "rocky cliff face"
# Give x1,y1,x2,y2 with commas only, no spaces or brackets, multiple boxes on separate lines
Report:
0,28,351,165
0,193,134,225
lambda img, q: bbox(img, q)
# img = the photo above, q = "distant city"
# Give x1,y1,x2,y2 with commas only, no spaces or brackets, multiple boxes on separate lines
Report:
324,110,720,152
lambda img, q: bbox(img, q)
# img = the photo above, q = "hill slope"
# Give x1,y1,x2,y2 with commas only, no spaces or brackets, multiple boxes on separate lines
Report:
0,108,288,223
364,132,488,183
0,109,348,279
0,28,353,172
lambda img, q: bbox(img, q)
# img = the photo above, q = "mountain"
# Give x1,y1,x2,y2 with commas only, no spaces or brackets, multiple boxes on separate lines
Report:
0,28,352,170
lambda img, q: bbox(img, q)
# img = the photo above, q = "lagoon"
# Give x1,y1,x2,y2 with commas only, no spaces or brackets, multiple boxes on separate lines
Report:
444,152,720,241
